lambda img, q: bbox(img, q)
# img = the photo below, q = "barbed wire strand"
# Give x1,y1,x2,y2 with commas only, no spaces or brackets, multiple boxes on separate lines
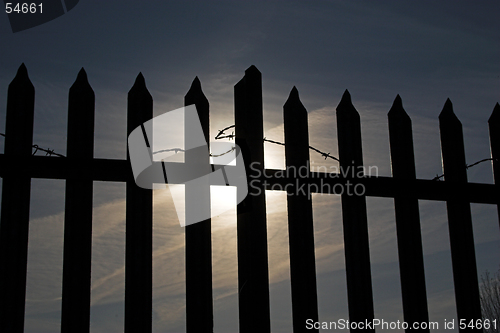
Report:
215,125,496,178
1,132,495,178
215,125,340,162
0,132,65,157
211,146,236,157
152,148,185,155
432,158,498,181
152,147,236,158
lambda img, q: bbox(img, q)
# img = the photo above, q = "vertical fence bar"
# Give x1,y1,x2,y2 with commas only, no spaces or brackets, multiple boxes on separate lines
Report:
388,95,429,332
61,68,95,333
125,73,153,333
235,65,271,333
283,87,319,333
0,64,35,333
489,103,500,227
185,77,213,333
439,99,481,332
336,90,375,332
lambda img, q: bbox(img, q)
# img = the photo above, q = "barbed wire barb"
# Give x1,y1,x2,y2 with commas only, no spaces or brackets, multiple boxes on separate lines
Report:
215,125,235,140
308,146,339,162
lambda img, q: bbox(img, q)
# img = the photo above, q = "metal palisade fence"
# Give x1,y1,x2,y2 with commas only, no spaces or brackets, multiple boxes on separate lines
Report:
0,64,499,333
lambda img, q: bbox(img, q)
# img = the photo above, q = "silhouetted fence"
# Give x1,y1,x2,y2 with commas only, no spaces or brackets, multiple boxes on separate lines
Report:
0,64,499,333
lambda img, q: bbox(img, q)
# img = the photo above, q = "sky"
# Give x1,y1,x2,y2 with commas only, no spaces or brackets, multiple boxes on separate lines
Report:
0,1,499,332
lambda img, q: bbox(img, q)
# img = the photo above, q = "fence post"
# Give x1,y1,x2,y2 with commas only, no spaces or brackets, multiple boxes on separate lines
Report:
489,103,500,228
388,95,430,332
235,65,271,333
283,87,319,333
185,77,213,333
0,64,35,333
336,90,375,331
439,99,481,332
125,73,153,333
61,68,95,333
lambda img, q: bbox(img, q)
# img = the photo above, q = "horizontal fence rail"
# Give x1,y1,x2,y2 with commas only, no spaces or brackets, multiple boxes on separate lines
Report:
0,64,498,333
0,157,497,203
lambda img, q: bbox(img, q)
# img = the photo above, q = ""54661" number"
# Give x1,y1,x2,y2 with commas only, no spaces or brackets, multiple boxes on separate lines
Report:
5,3,43,14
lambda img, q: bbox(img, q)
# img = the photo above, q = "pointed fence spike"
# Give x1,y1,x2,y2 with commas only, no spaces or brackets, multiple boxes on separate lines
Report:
185,76,209,141
393,94,403,108
336,88,360,134
11,63,33,89
388,95,410,120
67,66,95,159
388,94,415,180
71,68,92,91
191,76,201,88
439,97,467,183
488,102,500,124
337,89,358,114
77,67,87,79
11,63,32,82
128,73,151,100
132,72,146,89
137,72,145,81
17,63,28,75
5,62,35,156
245,65,261,76
186,76,205,99
284,86,308,146
284,86,305,115
336,90,360,119
342,89,351,102
127,72,152,134
442,98,454,116
284,87,307,141
439,98,461,124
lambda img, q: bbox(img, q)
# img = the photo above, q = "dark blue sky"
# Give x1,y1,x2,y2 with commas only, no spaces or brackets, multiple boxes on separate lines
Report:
0,1,499,332
1,1,498,159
